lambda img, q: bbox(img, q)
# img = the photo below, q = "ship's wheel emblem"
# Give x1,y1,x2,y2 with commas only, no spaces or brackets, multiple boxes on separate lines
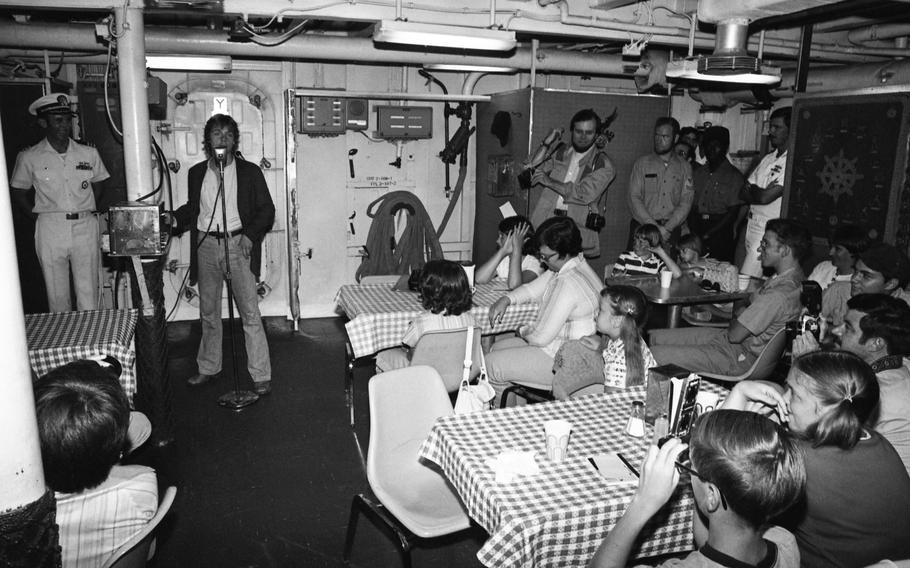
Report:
816,149,863,204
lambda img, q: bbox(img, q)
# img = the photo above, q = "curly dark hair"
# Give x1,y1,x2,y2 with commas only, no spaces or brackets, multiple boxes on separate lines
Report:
34,360,130,493
536,216,582,258
418,259,473,316
202,113,240,160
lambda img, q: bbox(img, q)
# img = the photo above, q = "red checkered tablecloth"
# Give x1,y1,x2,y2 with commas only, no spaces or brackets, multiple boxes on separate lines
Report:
337,281,539,358
419,385,726,568
26,309,139,404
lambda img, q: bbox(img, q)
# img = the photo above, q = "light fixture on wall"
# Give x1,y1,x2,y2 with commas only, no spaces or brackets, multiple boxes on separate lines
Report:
373,20,517,52
145,55,233,71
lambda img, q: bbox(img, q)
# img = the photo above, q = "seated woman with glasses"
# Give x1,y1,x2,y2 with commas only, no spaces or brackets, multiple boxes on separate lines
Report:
719,350,910,568
590,410,806,568
485,216,602,407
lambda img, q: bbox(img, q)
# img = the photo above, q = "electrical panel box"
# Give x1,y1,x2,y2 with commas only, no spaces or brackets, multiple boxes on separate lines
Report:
298,96,346,135
375,106,433,139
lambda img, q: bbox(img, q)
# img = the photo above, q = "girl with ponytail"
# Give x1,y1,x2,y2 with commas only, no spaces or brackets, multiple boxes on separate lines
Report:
593,285,656,390
720,350,910,567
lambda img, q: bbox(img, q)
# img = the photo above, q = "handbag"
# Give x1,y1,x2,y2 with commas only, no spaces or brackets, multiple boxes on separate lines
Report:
454,326,495,415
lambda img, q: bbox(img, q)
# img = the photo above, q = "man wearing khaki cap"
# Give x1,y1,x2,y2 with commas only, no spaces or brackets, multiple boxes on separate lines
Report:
10,93,109,312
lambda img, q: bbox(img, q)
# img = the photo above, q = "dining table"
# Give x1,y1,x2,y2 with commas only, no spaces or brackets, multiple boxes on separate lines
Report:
336,279,540,425
418,382,728,568
25,309,139,404
610,274,751,328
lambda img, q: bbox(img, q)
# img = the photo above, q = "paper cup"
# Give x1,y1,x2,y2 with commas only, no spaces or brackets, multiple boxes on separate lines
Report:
659,270,673,288
461,263,475,289
695,391,721,416
544,419,572,463
737,273,751,291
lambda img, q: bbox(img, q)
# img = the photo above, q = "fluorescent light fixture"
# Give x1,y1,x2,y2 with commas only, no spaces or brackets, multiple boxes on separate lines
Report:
374,20,516,52
666,58,781,85
146,55,232,71
423,64,518,73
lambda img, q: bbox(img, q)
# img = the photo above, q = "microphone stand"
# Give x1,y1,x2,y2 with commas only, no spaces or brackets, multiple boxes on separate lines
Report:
214,149,259,411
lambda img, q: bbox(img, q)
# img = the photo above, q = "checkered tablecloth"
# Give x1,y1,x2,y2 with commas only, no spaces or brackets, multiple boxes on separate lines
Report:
337,281,539,358
26,309,139,403
419,385,726,568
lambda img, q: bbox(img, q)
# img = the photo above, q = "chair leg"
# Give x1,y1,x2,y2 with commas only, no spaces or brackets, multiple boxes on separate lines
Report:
347,494,416,568
342,495,362,563
345,341,356,428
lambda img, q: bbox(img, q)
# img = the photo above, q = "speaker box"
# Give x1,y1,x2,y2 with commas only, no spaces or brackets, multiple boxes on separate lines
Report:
346,98,368,131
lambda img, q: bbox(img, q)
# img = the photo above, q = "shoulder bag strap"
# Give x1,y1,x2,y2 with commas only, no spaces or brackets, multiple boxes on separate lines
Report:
462,326,474,385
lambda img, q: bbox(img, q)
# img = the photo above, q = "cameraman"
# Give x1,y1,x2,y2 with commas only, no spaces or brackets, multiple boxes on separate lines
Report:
528,108,615,258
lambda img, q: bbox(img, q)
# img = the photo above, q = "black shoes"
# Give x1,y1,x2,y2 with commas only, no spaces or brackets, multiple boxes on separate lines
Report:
187,372,220,386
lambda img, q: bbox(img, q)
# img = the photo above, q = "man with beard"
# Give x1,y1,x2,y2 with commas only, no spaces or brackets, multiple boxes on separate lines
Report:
627,116,694,248
10,93,110,312
529,108,616,258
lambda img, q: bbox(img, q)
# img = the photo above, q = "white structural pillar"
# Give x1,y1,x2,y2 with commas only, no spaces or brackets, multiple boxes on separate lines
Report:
115,0,153,201
0,114,53,563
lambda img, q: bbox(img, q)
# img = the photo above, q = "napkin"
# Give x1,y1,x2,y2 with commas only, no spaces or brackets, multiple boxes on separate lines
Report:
485,450,540,483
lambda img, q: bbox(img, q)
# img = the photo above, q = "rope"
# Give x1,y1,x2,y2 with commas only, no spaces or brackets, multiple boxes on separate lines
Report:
355,191,444,282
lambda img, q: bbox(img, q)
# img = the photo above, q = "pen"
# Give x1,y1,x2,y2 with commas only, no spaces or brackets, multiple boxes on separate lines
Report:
616,452,640,478
588,457,600,471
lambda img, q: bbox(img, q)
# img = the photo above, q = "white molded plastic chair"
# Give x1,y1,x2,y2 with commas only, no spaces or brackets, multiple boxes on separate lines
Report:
698,328,788,384
343,366,470,567
408,327,482,393
101,486,177,568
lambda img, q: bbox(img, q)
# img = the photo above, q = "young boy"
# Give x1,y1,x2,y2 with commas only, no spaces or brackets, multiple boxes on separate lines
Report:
589,410,805,568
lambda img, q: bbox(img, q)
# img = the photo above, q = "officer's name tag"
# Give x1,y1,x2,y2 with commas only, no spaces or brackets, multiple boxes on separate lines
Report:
76,162,92,170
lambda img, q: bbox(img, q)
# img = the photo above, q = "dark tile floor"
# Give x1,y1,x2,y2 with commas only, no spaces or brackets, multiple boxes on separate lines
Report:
137,317,487,568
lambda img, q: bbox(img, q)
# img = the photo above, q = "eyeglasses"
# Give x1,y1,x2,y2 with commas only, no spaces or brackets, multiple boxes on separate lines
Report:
538,250,559,262
675,454,728,510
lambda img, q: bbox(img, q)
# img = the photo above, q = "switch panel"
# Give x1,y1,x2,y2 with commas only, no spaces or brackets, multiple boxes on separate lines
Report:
375,106,432,139
298,96,345,135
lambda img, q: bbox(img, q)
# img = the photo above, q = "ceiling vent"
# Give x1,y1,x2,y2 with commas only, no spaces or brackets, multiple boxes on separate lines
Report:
667,19,781,85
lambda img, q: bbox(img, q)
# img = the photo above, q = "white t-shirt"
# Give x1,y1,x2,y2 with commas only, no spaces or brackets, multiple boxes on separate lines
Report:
747,149,788,219
495,254,545,280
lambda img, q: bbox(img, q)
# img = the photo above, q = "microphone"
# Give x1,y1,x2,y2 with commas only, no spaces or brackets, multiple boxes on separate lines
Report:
213,146,227,162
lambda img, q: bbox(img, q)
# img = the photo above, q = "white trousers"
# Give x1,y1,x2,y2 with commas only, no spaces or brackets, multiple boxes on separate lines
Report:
35,213,100,312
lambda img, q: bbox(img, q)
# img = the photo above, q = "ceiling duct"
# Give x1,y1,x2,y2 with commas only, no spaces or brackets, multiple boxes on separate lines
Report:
700,19,758,75
666,18,781,85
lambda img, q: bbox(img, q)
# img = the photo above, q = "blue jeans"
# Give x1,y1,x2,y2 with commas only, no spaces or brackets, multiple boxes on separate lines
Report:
196,234,271,383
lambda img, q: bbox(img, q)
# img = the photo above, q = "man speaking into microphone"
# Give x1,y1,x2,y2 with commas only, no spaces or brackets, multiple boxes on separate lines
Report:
171,114,275,395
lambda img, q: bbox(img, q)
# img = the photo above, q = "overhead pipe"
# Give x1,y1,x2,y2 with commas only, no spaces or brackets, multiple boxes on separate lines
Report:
0,18,898,72
848,24,910,44
0,20,626,76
